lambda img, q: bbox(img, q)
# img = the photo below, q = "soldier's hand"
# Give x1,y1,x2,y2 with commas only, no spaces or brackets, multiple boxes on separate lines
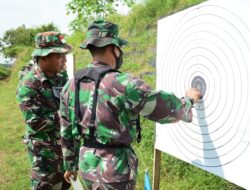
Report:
64,170,77,183
185,88,202,104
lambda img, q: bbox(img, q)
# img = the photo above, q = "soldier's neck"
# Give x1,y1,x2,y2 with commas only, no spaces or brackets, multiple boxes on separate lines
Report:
43,70,56,78
93,55,115,69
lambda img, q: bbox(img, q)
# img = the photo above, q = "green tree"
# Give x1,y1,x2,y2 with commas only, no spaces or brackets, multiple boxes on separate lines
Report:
66,0,135,31
0,23,58,58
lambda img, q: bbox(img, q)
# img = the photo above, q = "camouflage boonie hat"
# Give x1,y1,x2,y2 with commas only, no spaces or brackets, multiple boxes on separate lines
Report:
32,31,71,57
80,20,128,49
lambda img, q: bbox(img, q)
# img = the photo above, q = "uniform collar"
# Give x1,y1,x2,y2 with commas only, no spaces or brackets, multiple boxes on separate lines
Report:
34,64,48,82
91,61,113,69
34,64,63,83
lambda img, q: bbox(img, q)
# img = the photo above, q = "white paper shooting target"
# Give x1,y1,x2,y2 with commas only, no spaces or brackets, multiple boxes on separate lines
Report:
66,53,74,79
155,0,250,189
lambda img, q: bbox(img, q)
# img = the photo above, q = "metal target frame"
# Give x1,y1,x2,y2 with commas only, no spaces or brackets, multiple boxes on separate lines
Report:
154,0,250,189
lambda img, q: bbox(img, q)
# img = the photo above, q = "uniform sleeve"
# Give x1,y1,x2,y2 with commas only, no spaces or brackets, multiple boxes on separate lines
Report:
16,83,60,132
124,75,193,123
60,80,81,171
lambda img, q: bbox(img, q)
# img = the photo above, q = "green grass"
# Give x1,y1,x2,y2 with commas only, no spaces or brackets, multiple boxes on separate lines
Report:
0,0,246,189
0,65,11,80
0,49,32,189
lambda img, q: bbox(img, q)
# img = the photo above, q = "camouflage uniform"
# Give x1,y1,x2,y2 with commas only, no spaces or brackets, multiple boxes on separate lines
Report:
16,32,71,190
60,20,193,190
18,59,35,81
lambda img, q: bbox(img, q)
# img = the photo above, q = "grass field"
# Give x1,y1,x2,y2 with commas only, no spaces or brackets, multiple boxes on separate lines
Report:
0,50,31,189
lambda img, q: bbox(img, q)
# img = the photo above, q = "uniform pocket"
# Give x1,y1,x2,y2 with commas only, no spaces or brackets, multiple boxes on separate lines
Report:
79,148,101,172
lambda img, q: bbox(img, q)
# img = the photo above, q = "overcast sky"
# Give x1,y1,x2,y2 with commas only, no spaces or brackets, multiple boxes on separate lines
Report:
0,0,73,37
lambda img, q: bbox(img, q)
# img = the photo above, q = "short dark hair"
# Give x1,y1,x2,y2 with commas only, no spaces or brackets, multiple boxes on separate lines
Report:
88,45,110,56
34,56,40,63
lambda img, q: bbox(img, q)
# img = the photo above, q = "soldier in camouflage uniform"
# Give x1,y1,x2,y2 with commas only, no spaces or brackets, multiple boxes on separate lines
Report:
60,20,201,190
16,32,72,190
18,59,35,81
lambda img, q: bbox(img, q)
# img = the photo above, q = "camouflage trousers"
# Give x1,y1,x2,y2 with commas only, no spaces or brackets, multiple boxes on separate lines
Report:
25,138,71,190
82,179,136,190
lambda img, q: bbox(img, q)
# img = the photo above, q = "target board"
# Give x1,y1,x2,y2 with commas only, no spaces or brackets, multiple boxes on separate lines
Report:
155,0,250,189
66,53,74,79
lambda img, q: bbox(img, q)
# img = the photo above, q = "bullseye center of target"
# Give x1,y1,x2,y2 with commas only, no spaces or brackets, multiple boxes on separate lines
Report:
191,76,206,97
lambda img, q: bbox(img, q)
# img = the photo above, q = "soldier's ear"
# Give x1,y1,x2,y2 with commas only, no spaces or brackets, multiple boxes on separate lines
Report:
113,46,121,58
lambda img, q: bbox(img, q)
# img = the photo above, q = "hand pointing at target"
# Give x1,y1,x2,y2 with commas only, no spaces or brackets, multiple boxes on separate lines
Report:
185,88,202,104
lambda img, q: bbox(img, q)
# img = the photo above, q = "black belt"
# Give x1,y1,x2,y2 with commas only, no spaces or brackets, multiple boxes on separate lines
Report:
83,139,130,149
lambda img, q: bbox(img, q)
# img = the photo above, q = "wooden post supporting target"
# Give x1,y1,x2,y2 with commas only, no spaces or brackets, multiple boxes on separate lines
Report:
152,148,161,190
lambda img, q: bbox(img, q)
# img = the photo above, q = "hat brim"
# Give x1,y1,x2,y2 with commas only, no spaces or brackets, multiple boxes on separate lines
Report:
32,44,71,57
80,37,128,49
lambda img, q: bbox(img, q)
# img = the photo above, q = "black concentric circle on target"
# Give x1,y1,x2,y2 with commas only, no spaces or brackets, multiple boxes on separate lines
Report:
191,76,206,97
157,4,250,167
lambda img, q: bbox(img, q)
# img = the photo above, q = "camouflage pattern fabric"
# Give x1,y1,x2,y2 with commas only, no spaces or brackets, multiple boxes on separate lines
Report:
18,59,35,81
60,62,193,185
25,137,69,190
32,31,71,57
82,178,136,190
80,19,128,49
16,65,70,190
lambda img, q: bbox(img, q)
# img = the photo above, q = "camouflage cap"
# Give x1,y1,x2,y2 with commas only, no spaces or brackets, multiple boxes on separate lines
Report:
32,31,71,57
80,20,128,49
